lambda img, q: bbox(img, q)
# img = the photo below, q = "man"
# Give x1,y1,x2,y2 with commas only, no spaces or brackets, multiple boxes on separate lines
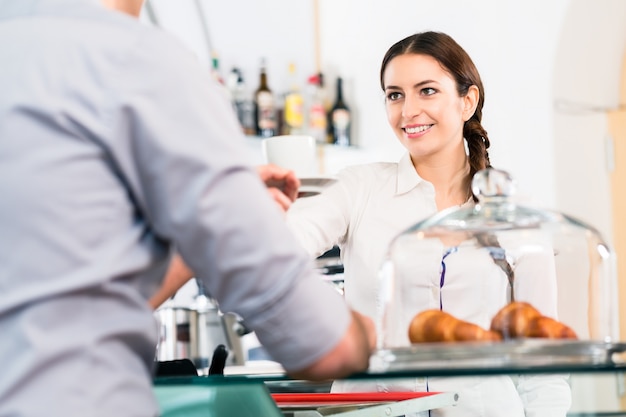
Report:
0,0,375,415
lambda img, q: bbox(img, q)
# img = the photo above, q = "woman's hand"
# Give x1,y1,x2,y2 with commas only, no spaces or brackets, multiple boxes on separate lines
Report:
257,164,300,211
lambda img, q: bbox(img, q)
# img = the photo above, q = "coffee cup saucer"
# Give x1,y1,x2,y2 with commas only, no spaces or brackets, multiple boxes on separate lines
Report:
297,176,338,198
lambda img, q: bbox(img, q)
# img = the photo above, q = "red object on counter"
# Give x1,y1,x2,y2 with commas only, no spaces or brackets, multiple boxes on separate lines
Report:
271,392,440,405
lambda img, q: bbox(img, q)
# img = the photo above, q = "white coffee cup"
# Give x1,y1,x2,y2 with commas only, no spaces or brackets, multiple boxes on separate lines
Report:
261,135,318,178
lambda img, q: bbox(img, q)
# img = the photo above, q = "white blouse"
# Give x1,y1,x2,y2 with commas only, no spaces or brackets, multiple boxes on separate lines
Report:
287,153,440,320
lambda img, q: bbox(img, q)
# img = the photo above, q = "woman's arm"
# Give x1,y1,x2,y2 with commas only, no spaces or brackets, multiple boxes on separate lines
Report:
286,170,356,258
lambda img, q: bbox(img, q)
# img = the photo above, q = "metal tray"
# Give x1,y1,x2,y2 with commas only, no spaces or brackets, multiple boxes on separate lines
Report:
371,339,626,372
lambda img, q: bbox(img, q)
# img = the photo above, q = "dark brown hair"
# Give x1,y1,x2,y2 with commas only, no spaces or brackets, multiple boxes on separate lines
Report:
380,31,491,201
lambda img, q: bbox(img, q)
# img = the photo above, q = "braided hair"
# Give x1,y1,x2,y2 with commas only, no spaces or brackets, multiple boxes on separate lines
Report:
379,31,491,202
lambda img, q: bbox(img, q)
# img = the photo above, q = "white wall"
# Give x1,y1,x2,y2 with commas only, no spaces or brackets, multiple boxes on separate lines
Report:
552,0,626,244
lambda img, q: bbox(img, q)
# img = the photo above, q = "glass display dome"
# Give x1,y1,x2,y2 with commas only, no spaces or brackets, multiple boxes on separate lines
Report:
374,168,621,371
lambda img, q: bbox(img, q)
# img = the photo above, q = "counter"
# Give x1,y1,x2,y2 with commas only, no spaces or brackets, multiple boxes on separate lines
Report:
155,357,626,416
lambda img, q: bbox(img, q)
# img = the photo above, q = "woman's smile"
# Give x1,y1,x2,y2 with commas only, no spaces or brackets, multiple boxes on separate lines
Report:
403,124,433,138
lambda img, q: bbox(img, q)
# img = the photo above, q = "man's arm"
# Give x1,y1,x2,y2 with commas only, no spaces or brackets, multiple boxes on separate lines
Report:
288,310,376,381
148,164,300,309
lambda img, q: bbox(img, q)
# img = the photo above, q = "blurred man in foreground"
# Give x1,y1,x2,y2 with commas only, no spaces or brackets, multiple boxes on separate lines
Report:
0,0,375,415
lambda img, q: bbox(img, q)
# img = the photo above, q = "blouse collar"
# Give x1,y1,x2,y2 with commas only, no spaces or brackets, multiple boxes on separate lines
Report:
396,152,425,195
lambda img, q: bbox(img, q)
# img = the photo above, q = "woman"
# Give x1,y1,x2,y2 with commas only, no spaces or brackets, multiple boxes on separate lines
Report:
286,31,570,416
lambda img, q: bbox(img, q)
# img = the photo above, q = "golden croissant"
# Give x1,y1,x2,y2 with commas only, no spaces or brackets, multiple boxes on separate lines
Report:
490,301,577,340
408,309,502,343
408,302,577,344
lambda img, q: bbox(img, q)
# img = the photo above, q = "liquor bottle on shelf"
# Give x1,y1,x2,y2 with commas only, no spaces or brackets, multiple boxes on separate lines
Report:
254,58,277,138
328,76,351,146
226,67,242,114
227,67,255,136
306,73,328,143
283,62,304,135
210,53,224,85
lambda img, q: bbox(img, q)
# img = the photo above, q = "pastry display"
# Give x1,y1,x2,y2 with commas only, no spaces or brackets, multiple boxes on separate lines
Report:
408,301,577,343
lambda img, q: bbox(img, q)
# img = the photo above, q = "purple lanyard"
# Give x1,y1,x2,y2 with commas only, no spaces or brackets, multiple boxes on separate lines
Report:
428,246,459,411
439,247,458,310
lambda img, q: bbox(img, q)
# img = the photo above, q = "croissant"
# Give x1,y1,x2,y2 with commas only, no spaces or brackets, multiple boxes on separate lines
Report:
490,301,577,340
408,309,503,343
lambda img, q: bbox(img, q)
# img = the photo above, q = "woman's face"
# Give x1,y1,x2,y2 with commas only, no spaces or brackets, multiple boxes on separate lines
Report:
382,53,477,161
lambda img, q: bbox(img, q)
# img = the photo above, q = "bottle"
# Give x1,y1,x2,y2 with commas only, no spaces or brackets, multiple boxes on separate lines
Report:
306,73,328,143
283,62,304,135
239,89,256,137
210,53,224,85
226,67,241,112
328,77,351,146
228,68,255,135
254,58,277,138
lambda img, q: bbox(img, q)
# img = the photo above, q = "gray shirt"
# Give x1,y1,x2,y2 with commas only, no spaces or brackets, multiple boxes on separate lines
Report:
0,1,350,415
